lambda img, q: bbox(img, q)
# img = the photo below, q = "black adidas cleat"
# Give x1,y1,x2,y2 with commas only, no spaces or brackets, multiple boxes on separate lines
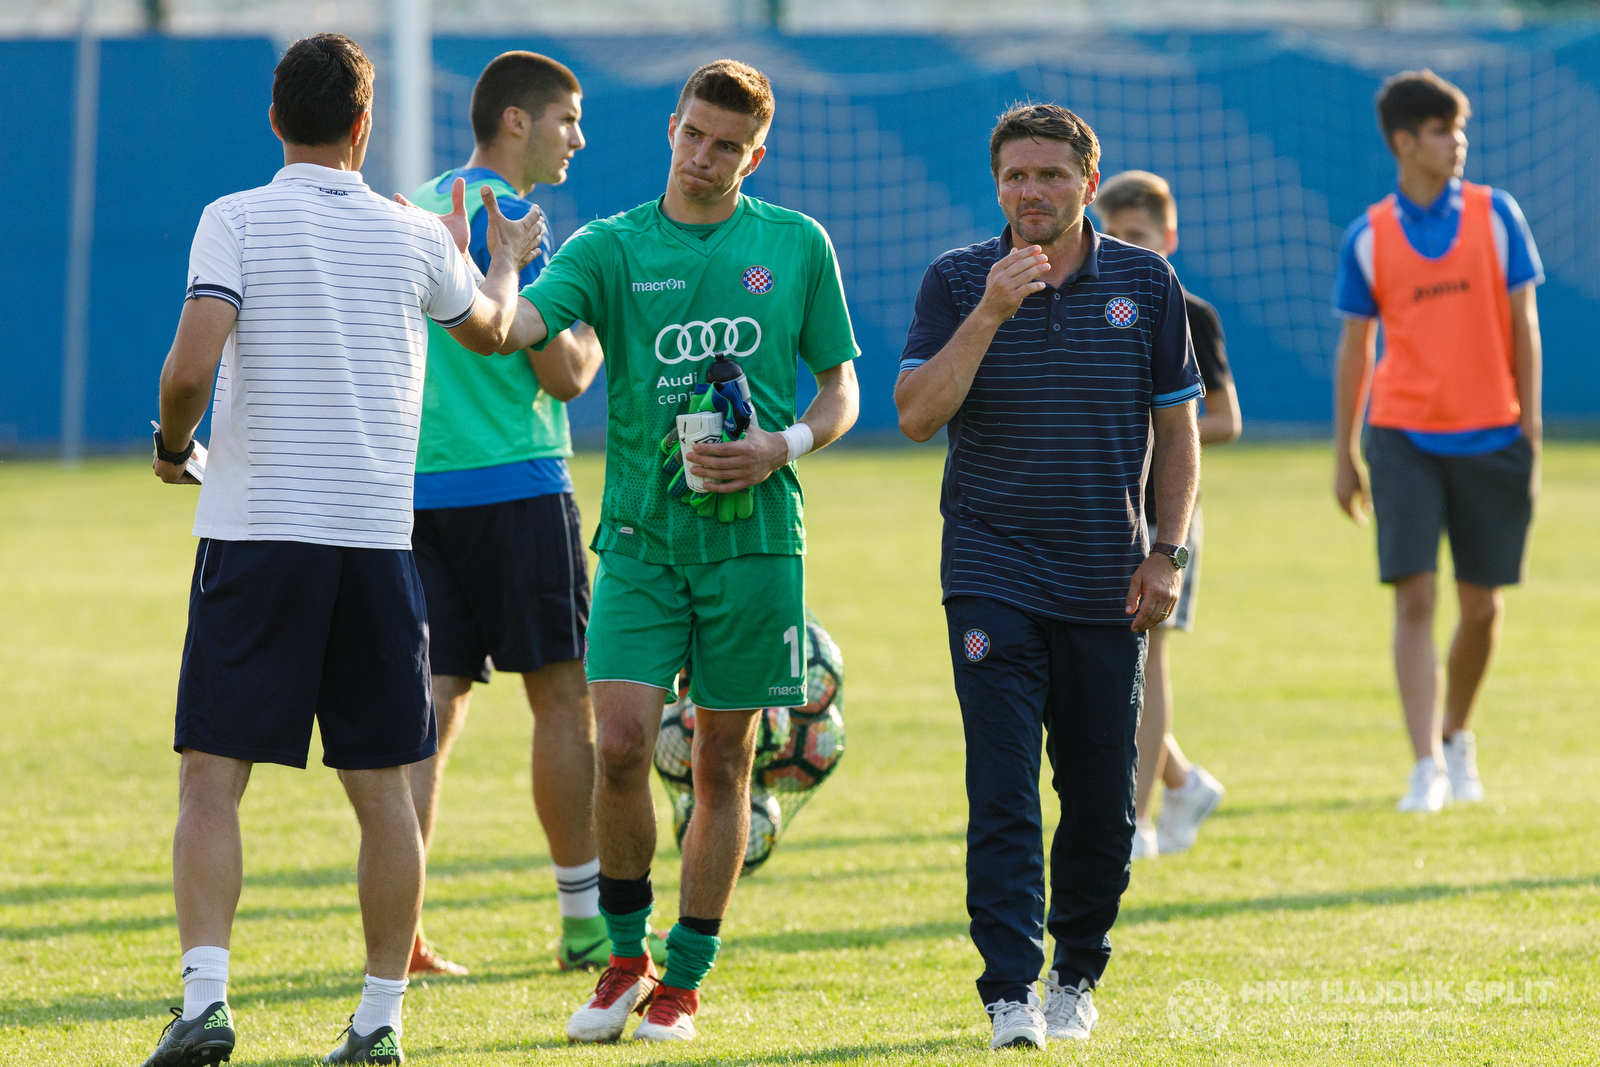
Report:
141,1002,235,1067
323,1019,403,1065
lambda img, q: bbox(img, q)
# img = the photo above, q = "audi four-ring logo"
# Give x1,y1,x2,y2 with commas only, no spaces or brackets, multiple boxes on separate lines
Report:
654,317,763,363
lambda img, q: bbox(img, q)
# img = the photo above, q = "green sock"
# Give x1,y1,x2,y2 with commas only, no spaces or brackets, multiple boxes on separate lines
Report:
599,903,652,959
662,923,721,991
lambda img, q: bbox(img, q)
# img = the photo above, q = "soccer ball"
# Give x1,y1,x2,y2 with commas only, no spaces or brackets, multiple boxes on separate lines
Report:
654,687,696,793
752,705,791,772
760,701,845,794
670,787,783,876
798,612,844,717
656,690,790,786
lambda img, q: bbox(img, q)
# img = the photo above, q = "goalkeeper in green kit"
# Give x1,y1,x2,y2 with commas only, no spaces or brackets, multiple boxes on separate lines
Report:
497,59,860,1042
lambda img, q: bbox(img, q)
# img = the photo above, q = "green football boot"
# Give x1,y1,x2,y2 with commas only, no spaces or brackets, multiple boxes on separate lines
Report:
141,1002,235,1067
323,1019,402,1065
556,915,669,971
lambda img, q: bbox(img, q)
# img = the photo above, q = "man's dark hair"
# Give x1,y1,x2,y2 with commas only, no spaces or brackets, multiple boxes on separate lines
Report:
470,51,581,146
1096,170,1177,229
1376,69,1470,150
272,34,374,147
990,102,1101,178
676,59,776,131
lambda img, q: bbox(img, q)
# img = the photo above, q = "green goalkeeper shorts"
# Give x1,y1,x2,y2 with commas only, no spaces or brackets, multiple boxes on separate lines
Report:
585,551,807,710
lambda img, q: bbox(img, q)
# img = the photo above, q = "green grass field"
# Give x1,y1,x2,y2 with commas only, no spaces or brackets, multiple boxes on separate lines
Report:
2,444,1597,1065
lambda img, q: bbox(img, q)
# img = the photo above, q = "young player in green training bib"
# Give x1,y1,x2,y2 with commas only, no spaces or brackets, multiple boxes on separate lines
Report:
499,59,860,1043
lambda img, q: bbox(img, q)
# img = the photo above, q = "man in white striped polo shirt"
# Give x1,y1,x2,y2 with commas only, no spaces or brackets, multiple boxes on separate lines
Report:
145,34,545,1067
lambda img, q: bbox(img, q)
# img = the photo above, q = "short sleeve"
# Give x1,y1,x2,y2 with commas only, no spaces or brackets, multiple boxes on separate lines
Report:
1333,215,1378,318
1185,297,1232,391
798,221,860,373
1151,265,1202,408
186,203,244,309
423,218,477,328
900,262,961,373
521,224,604,350
1491,189,1544,291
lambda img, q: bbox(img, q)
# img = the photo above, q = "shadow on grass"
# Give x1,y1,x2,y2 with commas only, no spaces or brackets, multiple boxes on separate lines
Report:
0,854,558,908
0,836,960,909
1119,872,1600,926
0,959,575,1029
455,1036,976,1064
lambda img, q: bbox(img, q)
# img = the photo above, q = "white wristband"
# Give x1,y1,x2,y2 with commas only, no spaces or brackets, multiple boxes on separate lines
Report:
780,423,814,463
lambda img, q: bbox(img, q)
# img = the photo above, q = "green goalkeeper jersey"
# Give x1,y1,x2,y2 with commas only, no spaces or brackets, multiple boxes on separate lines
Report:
522,194,859,566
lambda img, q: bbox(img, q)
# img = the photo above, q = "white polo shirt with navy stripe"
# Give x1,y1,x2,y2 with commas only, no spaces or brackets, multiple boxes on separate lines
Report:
183,163,477,550
901,219,1202,625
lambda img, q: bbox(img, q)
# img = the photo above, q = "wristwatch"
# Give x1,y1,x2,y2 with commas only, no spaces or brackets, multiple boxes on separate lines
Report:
153,428,196,466
1150,541,1190,570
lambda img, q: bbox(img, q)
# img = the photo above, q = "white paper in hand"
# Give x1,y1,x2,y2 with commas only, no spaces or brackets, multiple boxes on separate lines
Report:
151,420,207,483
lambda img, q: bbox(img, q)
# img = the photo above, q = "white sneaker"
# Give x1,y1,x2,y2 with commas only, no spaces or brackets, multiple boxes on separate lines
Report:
1396,758,1453,813
1130,822,1158,861
566,960,657,1042
987,991,1046,1049
1041,971,1097,1040
1443,731,1484,802
632,985,698,1043
1156,765,1225,855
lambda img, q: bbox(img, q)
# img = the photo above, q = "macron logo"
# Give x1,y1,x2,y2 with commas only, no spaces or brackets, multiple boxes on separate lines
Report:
633,279,686,293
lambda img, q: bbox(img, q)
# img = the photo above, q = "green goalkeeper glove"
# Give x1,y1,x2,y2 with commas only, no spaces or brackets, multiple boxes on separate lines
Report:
658,388,754,523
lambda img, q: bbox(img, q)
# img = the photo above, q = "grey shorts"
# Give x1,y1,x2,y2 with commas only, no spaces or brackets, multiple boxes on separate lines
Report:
1147,506,1202,632
1364,426,1535,587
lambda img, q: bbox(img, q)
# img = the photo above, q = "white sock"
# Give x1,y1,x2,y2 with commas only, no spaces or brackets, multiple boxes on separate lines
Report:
1167,768,1198,797
180,946,229,1020
352,974,407,1038
553,858,601,919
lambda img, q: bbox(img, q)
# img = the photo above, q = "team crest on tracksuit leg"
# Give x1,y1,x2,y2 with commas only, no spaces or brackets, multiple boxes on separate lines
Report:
964,629,990,661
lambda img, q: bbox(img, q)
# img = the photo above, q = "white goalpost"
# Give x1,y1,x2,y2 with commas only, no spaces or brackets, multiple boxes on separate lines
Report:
391,0,433,197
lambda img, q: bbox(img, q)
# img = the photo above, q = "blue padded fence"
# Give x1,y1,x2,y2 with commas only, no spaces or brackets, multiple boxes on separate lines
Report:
4,27,1599,450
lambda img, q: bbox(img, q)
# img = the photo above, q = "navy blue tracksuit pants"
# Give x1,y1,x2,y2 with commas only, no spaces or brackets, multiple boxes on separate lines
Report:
946,595,1145,1007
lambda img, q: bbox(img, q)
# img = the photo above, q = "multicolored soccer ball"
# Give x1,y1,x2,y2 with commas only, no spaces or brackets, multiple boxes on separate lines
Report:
652,609,846,874
670,787,783,874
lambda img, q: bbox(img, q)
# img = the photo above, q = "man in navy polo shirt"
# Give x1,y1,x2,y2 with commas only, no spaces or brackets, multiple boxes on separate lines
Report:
896,103,1201,1051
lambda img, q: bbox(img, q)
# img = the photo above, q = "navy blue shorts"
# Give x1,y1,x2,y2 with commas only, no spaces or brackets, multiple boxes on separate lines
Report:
412,493,589,683
175,539,437,770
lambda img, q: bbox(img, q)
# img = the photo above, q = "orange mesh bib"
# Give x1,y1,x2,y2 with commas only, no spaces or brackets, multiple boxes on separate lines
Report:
1367,182,1519,433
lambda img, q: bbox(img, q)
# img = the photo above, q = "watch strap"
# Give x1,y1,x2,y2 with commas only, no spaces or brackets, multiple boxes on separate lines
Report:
1151,541,1187,567
154,428,196,465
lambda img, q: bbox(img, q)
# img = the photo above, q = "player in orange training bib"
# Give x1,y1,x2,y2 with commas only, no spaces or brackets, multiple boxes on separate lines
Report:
1331,69,1543,815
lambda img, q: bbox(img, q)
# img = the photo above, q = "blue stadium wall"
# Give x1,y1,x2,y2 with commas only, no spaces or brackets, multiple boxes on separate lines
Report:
5,27,1600,451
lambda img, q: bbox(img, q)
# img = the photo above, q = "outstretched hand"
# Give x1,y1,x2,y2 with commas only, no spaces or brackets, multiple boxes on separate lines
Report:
482,186,545,272
394,176,470,255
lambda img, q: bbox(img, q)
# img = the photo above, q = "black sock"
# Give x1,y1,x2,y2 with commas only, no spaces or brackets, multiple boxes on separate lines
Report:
597,872,653,916
676,915,722,938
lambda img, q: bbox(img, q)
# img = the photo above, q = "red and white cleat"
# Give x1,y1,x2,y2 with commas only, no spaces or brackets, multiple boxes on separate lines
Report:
633,984,699,1043
408,934,469,976
566,955,658,1043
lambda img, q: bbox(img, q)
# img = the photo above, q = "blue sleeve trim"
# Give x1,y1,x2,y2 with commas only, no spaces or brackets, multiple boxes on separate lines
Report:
1333,214,1378,317
1491,188,1544,290
432,303,474,329
1153,383,1204,407
898,357,928,373
187,283,241,309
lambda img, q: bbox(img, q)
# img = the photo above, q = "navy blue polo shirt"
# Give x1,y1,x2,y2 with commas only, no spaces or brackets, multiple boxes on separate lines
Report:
900,220,1203,625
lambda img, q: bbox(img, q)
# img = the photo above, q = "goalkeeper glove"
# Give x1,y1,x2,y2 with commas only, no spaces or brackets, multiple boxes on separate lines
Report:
659,386,718,501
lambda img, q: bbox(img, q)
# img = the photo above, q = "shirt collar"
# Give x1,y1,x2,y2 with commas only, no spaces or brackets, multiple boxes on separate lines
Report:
1000,214,1101,283
273,162,368,188
1393,175,1461,221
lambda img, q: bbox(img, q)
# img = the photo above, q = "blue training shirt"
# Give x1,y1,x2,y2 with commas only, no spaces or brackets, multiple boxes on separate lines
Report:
902,220,1203,626
413,167,572,510
1332,177,1543,457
